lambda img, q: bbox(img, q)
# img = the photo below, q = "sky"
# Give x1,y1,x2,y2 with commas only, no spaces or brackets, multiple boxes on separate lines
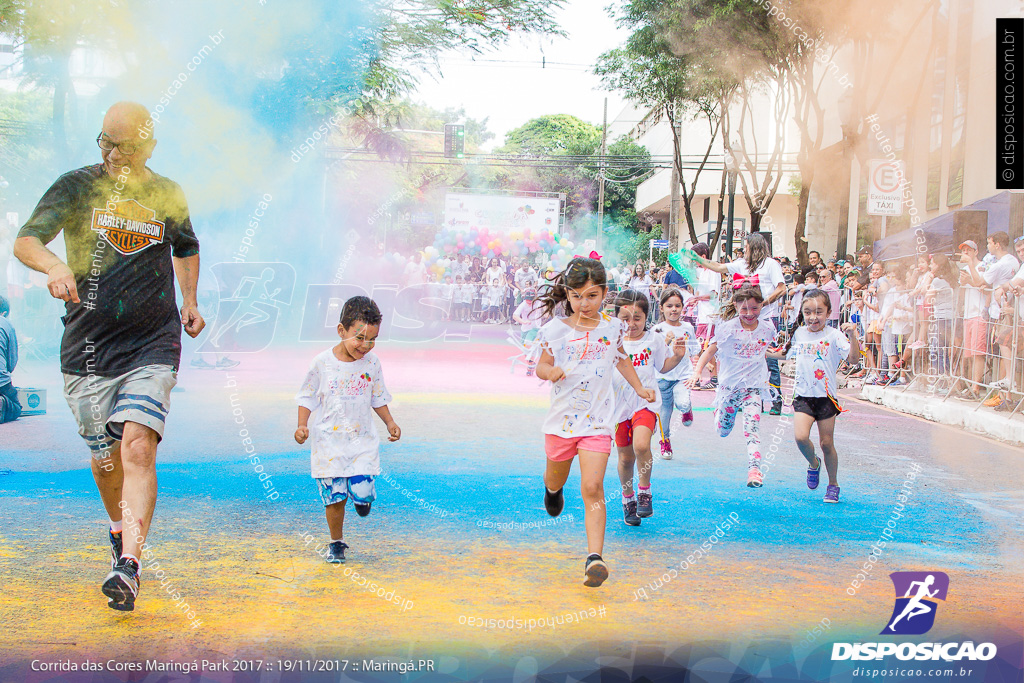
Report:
412,0,635,150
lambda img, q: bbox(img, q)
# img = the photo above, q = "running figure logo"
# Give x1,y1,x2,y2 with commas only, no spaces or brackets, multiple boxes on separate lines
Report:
198,262,295,353
881,571,949,635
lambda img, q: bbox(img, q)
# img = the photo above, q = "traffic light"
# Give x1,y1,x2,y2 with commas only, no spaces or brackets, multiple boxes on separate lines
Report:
444,123,465,159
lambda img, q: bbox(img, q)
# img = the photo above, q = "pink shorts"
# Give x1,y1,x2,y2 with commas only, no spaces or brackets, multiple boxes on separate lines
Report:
696,323,715,340
544,434,612,461
963,317,986,357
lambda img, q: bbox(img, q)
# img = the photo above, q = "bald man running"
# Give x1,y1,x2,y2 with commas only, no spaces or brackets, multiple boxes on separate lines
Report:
14,101,204,611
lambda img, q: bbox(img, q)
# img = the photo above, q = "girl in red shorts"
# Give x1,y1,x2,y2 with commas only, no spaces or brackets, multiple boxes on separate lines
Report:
612,289,688,526
533,256,655,587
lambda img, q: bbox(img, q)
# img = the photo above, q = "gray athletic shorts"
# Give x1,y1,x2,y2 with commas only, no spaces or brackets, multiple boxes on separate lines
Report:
63,364,177,461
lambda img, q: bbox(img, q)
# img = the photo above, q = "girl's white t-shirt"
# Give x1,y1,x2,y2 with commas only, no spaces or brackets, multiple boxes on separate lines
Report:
929,277,955,319
652,320,699,381
726,257,786,319
612,329,674,423
535,315,627,437
296,349,392,478
712,317,776,391
786,326,851,398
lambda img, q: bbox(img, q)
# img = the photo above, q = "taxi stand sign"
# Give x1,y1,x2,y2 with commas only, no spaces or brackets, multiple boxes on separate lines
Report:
867,159,905,217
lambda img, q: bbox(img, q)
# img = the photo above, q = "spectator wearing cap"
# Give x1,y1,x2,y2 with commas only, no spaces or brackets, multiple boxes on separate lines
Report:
849,246,874,292
0,295,20,423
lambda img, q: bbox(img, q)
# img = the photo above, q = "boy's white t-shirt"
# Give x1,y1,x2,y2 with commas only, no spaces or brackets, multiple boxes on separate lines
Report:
786,326,851,398
712,316,776,392
534,314,627,437
652,320,699,381
788,284,806,325
696,268,722,324
296,349,392,479
961,283,987,319
514,299,546,331
726,257,786,319
456,283,474,304
612,329,673,423
888,291,914,335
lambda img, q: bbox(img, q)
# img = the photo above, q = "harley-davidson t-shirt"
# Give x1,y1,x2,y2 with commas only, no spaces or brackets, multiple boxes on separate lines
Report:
18,164,200,376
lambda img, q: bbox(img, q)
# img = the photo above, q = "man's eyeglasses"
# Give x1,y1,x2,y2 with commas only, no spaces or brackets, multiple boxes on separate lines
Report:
96,134,138,155
1015,235,1024,245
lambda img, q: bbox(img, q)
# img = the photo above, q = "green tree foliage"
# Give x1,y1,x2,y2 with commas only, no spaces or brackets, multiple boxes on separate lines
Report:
487,115,652,232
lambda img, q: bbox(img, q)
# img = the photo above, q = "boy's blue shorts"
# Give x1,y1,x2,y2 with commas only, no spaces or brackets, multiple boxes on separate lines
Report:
316,475,376,507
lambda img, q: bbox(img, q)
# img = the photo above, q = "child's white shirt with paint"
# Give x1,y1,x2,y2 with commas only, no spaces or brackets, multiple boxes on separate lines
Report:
296,349,391,478
652,320,699,381
612,329,673,423
786,325,850,398
535,314,627,438
712,317,776,392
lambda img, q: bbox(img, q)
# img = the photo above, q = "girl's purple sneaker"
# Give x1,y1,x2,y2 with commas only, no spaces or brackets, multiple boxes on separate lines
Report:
823,484,841,503
807,460,821,490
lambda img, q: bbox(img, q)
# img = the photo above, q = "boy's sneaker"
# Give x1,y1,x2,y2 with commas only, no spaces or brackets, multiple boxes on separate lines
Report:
823,484,841,503
189,357,214,369
700,378,718,390
108,529,122,569
215,357,240,370
544,487,564,517
326,541,348,564
354,502,371,517
583,554,609,587
102,556,140,611
747,468,763,488
806,459,821,490
991,377,1012,390
769,403,782,416
681,410,694,427
622,499,640,526
636,491,653,518
659,438,673,460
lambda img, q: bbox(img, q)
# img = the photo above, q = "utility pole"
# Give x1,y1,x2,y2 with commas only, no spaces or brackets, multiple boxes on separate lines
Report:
597,97,608,252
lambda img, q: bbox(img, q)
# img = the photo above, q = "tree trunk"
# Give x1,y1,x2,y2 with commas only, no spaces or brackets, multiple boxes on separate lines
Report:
793,171,813,265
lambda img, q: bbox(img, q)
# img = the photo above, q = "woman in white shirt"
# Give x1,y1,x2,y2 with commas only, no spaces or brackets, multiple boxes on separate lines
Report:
629,263,653,294
694,233,786,413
